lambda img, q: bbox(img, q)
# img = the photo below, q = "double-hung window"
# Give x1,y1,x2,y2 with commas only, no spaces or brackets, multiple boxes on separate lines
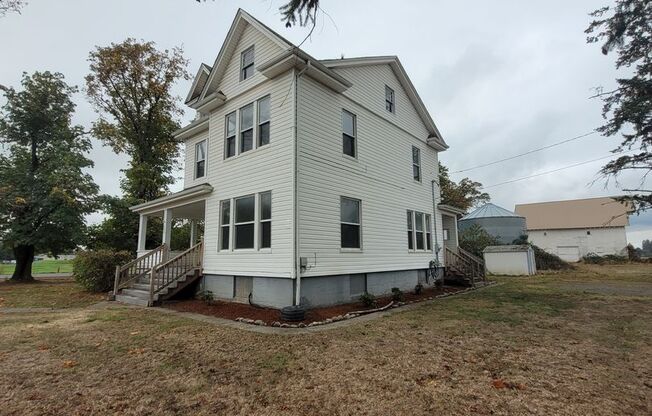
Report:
259,191,271,248
407,210,432,251
407,210,414,250
340,197,361,249
195,140,206,179
385,85,395,113
412,146,421,181
225,112,236,158
240,46,254,81
257,96,270,147
342,110,356,158
415,212,425,250
240,103,254,153
220,200,230,250
425,214,432,250
234,195,255,249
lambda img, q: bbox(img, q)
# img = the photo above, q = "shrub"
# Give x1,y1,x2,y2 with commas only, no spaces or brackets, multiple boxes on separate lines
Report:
73,249,133,292
531,244,573,270
459,224,500,257
583,252,629,265
198,290,214,303
391,287,404,302
359,292,377,308
414,283,423,295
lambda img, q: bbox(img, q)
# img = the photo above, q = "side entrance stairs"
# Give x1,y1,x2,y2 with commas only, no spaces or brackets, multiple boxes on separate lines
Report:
444,247,486,286
113,241,203,307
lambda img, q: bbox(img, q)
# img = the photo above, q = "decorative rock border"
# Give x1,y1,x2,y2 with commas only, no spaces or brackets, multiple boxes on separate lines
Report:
234,281,497,329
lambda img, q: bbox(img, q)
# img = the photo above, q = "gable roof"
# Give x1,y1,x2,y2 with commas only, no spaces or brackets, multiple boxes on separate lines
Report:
460,203,521,220
320,56,447,148
514,197,632,230
185,63,212,105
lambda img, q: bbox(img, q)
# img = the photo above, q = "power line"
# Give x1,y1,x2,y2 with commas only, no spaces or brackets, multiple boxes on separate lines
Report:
451,131,597,174
480,152,626,190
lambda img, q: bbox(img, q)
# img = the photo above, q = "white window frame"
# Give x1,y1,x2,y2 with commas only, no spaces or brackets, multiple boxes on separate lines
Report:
340,196,362,250
219,200,231,251
259,191,272,249
194,139,207,179
233,194,256,250
407,210,432,252
239,103,254,154
341,109,357,159
412,146,421,182
407,210,414,251
385,85,395,113
224,112,237,159
240,45,254,81
257,95,271,147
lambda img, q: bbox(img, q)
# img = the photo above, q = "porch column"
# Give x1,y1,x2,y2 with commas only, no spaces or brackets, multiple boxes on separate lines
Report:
137,214,148,252
189,220,197,246
162,208,172,248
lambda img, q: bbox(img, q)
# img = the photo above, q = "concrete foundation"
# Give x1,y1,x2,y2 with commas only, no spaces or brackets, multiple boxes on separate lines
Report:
201,268,429,309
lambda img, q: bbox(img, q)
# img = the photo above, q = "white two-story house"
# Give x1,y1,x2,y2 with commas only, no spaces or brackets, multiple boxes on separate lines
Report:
114,9,455,308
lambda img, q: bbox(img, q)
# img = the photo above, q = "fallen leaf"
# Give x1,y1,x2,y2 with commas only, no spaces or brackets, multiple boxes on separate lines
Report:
130,331,140,335
38,345,49,351
128,348,145,355
492,379,506,389
63,360,77,368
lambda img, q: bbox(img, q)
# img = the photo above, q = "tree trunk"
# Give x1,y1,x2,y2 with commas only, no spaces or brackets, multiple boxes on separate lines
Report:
11,245,35,282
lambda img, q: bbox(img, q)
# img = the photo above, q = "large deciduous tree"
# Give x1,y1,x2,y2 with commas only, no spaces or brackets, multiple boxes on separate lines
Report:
0,72,98,281
0,0,25,17
586,0,651,212
439,163,490,212
85,39,189,253
85,38,189,202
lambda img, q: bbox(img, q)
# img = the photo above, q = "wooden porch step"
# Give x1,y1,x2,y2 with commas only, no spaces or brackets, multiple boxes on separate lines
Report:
115,294,150,307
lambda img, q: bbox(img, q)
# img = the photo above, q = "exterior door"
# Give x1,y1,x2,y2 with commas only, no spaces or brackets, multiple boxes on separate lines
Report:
557,246,580,262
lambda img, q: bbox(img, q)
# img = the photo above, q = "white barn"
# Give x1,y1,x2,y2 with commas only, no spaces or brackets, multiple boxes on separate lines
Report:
111,10,483,308
515,197,632,262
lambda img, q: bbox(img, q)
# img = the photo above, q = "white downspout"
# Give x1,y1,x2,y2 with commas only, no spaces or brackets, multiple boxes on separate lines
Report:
431,179,441,266
293,60,310,306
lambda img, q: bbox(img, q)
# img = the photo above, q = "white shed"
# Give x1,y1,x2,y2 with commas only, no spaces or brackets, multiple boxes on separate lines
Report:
483,245,536,276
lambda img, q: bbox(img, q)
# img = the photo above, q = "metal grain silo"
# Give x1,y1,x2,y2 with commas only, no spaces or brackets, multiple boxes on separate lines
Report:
458,203,526,244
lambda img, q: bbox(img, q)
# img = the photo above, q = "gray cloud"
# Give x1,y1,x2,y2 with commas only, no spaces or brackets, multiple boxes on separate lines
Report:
1,0,648,245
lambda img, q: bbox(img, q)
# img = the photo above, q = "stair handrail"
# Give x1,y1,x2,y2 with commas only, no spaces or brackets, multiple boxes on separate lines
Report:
113,244,167,295
149,240,203,304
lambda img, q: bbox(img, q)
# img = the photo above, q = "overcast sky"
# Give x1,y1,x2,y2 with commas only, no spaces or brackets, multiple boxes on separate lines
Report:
1,0,649,246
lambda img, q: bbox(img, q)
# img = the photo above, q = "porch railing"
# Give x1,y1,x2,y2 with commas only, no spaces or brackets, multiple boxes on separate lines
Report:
113,244,167,295
149,240,203,303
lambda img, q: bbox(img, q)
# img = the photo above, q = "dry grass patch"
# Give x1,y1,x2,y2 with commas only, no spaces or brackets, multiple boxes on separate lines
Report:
0,264,650,415
0,279,104,309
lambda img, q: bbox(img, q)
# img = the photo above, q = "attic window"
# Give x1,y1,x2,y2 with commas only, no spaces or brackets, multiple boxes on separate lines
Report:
385,85,395,113
240,46,255,81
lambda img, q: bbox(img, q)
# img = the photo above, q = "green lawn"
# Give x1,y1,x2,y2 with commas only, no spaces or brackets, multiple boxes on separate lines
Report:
0,259,73,275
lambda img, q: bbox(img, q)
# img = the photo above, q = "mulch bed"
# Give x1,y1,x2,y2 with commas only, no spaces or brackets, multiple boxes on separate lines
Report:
162,285,466,325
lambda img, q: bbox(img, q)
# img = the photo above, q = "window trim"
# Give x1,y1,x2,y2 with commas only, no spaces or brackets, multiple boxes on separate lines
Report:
412,146,421,182
340,196,362,250
240,45,255,81
341,109,357,159
239,103,254,154
407,210,432,252
257,95,271,148
224,111,237,159
443,228,450,241
385,85,395,113
194,139,207,179
259,191,272,250
407,210,414,251
233,194,256,250
219,200,231,251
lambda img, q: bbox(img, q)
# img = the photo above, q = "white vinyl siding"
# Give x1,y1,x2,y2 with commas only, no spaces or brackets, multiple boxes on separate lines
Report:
202,70,295,278
297,75,443,277
330,64,430,140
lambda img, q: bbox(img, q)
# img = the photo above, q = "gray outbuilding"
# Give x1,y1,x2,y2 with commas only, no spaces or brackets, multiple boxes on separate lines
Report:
458,203,526,244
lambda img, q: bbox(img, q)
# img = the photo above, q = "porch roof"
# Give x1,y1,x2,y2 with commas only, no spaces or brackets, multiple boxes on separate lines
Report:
130,184,213,216
439,204,465,217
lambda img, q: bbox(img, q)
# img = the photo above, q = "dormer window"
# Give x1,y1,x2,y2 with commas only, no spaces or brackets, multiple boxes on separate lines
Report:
385,85,395,113
195,140,206,178
240,46,255,81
